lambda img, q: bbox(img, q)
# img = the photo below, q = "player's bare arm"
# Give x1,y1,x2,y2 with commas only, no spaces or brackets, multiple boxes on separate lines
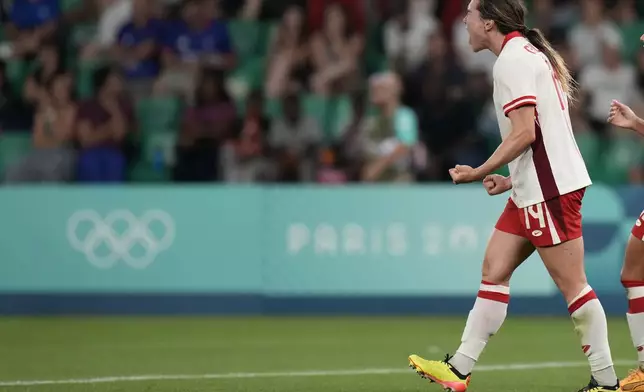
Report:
450,105,535,184
608,99,644,135
477,106,536,176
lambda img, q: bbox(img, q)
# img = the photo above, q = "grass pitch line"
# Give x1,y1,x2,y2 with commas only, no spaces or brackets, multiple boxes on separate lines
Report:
0,359,634,387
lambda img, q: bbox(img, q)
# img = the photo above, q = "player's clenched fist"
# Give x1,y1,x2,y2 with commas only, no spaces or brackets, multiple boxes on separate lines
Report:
448,164,485,184
482,174,512,196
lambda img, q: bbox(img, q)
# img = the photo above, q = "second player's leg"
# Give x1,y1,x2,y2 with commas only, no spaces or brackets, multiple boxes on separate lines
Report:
619,231,644,390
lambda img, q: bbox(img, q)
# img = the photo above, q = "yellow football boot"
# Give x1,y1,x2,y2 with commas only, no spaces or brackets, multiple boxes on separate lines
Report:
621,369,644,391
408,354,470,392
578,376,621,392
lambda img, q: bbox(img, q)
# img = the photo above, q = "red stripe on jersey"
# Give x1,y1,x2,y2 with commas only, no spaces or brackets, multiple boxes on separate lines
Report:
568,290,597,314
629,297,644,314
622,280,644,288
503,96,537,110
531,111,560,201
477,290,510,304
481,280,499,286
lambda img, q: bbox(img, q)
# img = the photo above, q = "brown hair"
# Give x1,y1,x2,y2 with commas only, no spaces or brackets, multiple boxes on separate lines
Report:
478,0,578,100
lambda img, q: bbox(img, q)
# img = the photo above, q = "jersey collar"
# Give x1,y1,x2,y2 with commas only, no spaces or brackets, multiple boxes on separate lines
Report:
501,31,523,51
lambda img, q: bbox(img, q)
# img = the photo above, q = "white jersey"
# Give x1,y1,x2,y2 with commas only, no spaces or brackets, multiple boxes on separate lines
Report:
492,32,591,208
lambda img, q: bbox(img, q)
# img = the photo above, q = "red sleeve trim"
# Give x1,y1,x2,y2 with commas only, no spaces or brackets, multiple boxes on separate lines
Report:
503,95,537,110
503,96,537,117
504,102,537,117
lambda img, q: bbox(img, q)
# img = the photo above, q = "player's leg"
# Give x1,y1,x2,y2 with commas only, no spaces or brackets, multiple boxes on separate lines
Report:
448,230,534,375
532,190,619,391
618,216,644,391
408,198,534,391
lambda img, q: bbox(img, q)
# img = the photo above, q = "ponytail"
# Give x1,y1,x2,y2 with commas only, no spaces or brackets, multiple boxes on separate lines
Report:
524,28,578,101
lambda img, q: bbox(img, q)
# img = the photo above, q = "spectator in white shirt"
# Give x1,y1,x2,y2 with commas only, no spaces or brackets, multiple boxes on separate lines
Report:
580,41,636,132
81,0,133,60
384,0,438,73
567,0,622,68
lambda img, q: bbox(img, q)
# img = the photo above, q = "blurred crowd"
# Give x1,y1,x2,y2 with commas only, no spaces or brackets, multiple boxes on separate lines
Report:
1,0,644,184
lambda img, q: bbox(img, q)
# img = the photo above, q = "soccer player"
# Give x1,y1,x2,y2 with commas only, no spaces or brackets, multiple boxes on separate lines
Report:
408,1,621,391
607,48,644,390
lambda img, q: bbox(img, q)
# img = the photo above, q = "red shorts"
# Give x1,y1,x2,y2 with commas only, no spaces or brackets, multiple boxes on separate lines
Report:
495,188,585,247
631,210,644,241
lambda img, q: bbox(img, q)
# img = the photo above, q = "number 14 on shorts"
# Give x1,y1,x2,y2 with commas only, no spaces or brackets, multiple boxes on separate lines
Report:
495,189,585,248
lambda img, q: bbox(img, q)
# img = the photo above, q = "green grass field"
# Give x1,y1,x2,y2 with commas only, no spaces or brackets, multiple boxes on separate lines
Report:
0,317,639,392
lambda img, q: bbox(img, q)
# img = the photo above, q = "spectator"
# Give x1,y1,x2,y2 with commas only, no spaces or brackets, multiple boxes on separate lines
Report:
580,41,636,133
155,0,235,103
615,0,644,63
222,90,272,182
0,61,32,130
265,5,311,98
404,29,466,110
405,30,470,175
81,0,133,60
23,41,65,107
528,0,554,38
5,0,62,58
308,0,365,33
316,145,347,184
309,3,364,96
5,72,76,183
173,68,236,182
336,91,372,180
269,93,322,182
112,0,162,101
362,72,418,183
567,0,622,67
384,0,438,74
76,67,133,182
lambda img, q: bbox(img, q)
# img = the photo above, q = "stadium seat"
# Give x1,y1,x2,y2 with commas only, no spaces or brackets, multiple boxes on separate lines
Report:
5,60,28,97
75,60,104,99
61,0,83,11
329,96,352,140
264,97,282,119
136,97,183,134
129,131,177,182
595,135,644,185
575,131,602,181
228,20,274,62
70,24,98,49
302,94,331,136
0,132,32,178
228,56,266,98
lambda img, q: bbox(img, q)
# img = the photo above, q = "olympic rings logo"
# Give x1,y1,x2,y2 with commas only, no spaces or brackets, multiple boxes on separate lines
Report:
67,210,175,269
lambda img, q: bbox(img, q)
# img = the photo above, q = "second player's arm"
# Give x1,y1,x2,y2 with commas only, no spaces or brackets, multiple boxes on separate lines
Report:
475,106,536,178
630,116,644,136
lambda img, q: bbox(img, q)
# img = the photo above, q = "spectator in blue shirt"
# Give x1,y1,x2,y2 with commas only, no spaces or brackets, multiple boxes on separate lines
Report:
112,0,161,102
154,0,236,104
5,0,62,58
